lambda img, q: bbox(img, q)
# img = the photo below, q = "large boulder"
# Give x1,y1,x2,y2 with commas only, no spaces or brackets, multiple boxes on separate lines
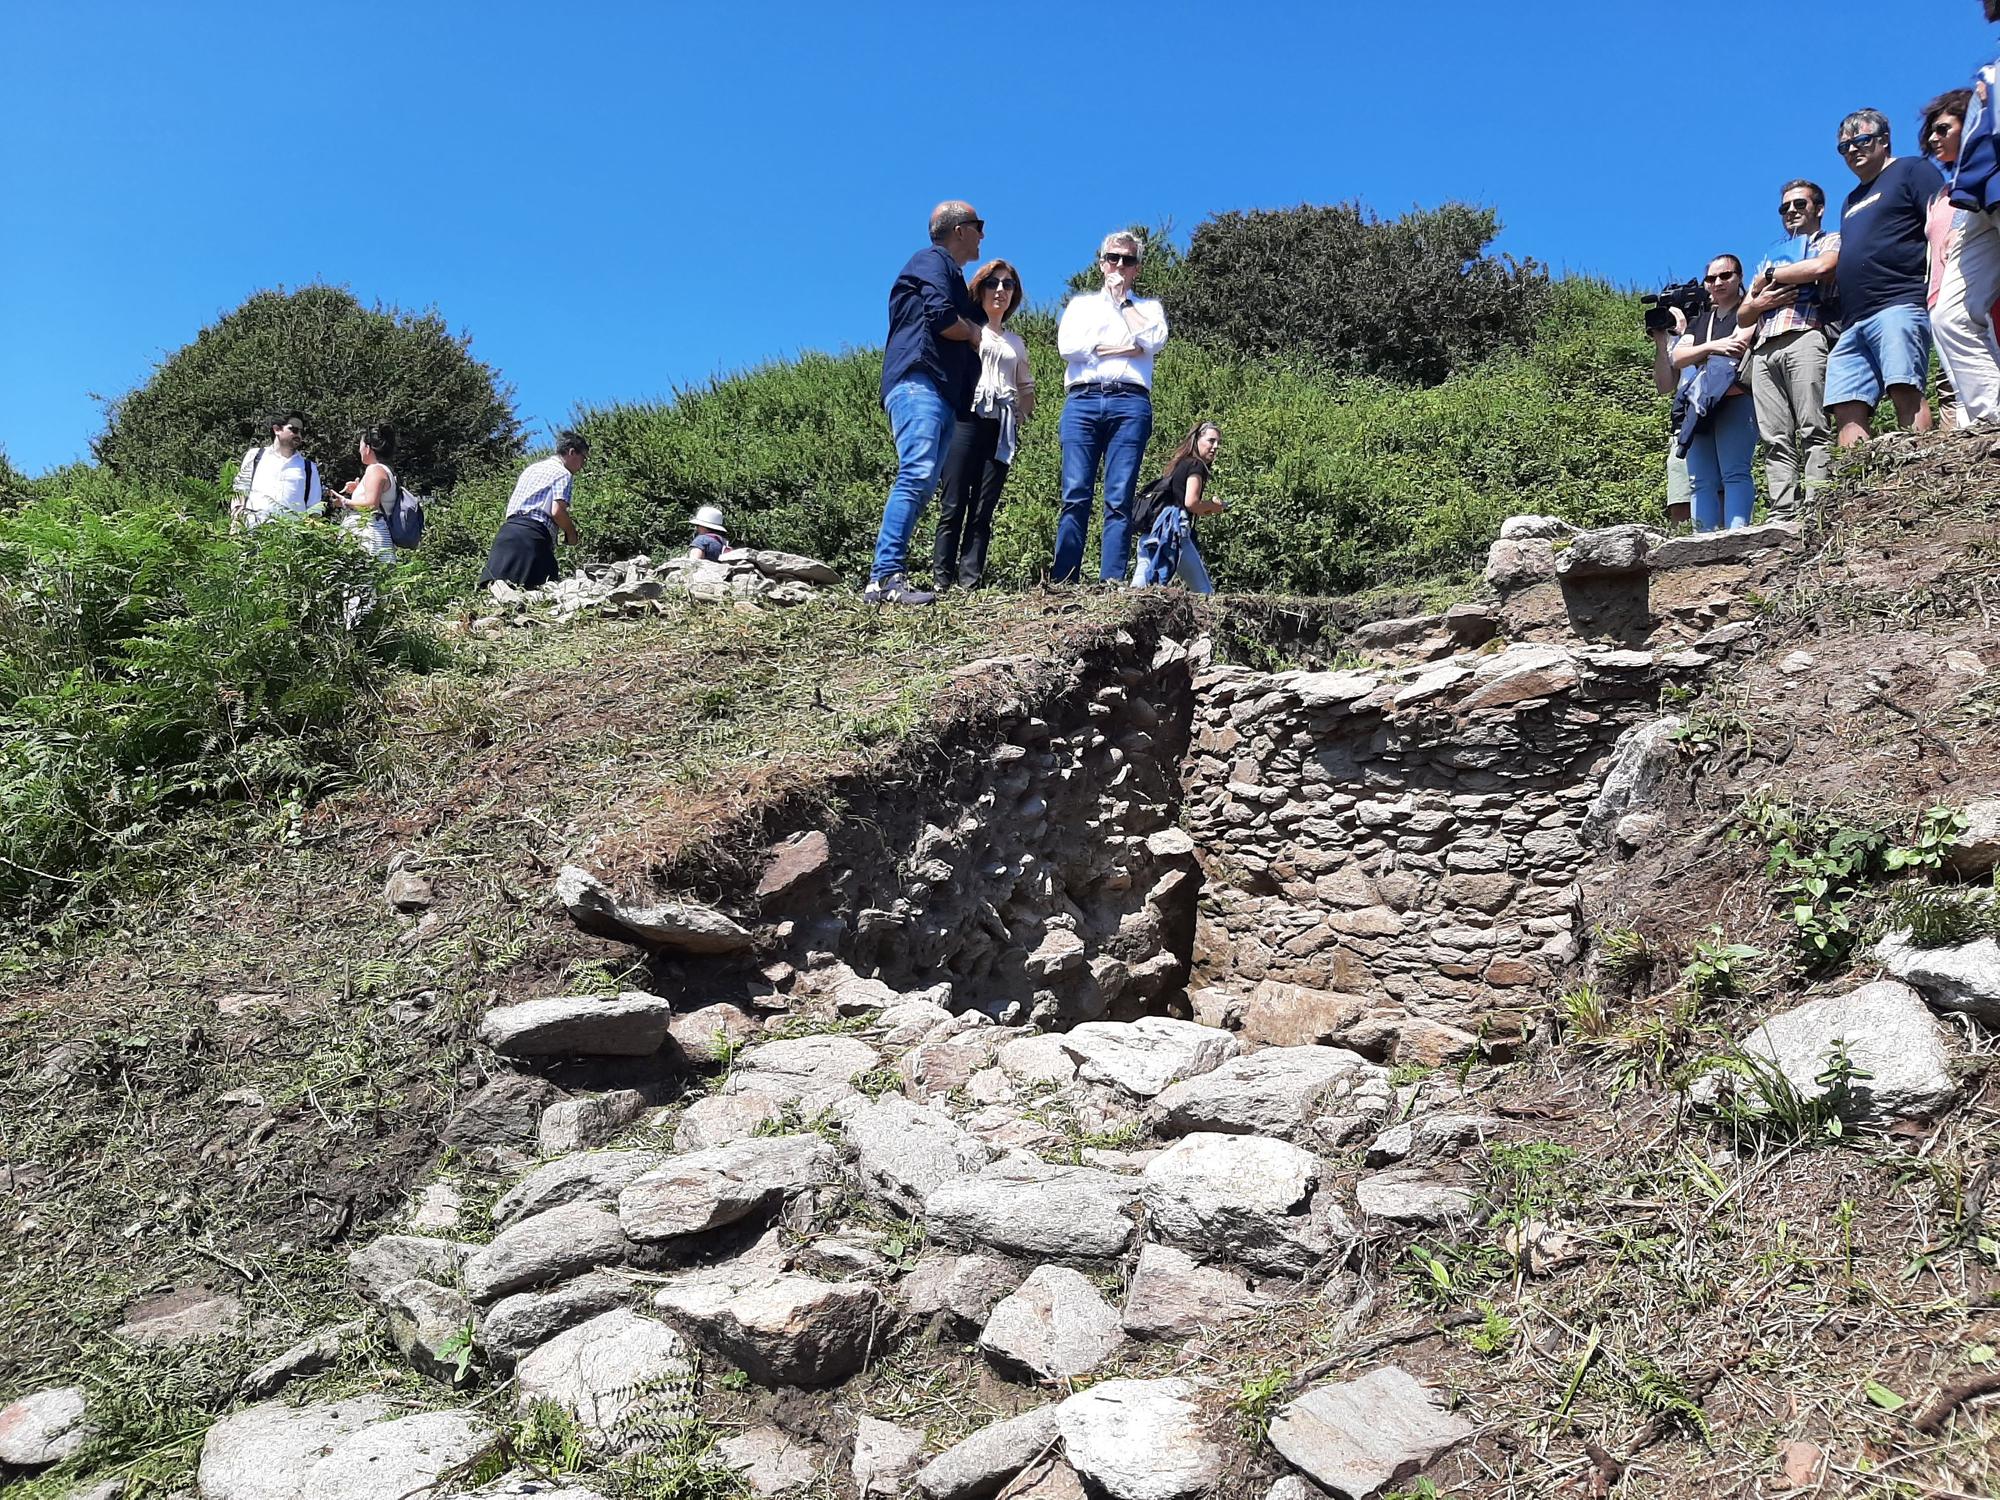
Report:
297,1408,491,1500
1057,1018,1240,1099
195,1397,391,1500
494,1149,667,1228
1267,1366,1474,1499
1056,1378,1224,1500
1696,980,1956,1123
1152,1047,1389,1142
925,1161,1143,1260
478,993,675,1058
1554,523,1652,580
846,1095,992,1215
1874,930,2000,1027
1142,1133,1351,1276
512,1310,695,1448
462,1201,630,1301
977,1265,1125,1382
556,865,754,953
617,1135,840,1242
1483,537,1556,593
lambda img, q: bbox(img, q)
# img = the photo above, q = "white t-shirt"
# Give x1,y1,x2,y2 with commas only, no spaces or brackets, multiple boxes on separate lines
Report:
234,446,320,527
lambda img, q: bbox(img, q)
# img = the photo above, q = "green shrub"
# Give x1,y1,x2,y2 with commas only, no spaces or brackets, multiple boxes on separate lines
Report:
0,476,443,928
95,284,522,497
1172,202,1552,385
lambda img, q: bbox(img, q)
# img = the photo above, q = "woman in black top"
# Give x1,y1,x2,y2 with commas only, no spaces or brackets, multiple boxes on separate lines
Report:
1131,421,1223,592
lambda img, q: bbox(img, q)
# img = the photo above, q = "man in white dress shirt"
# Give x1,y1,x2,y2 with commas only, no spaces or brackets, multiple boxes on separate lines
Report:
229,412,322,530
1052,231,1169,583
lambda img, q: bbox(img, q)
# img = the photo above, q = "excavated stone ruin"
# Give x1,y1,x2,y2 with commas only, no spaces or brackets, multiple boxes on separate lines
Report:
111,517,1856,1500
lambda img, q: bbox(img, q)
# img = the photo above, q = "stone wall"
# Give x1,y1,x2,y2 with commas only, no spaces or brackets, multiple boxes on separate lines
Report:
1179,641,1700,1059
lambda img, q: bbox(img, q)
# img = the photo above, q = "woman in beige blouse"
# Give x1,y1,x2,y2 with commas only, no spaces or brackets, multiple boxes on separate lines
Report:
932,258,1036,589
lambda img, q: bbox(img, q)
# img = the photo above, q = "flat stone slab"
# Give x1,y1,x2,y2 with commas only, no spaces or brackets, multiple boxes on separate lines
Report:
1647,520,1802,570
846,1094,991,1215
1354,1170,1477,1226
463,1201,630,1301
479,993,675,1058
913,1404,1061,1500
925,1160,1142,1260
716,1423,822,1494
0,1384,87,1466
114,1287,242,1345
349,1234,476,1306
723,1035,882,1112
1057,1378,1225,1500
539,1088,651,1153
196,1397,391,1500
1058,1017,1240,1098
676,1091,785,1151
1875,930,2000,1027
513,1309,695,1449
1268,1366,1474,1499
854,1416,926,1498
1697,979,1956,1123
483,1269,632,1364
1122,1242,1267,1339
1152,1046,1389,1142
556,864,754,954
495,1149,667,1227
978,1265,1124,1382
618,1135,840,1242
1142,1132,1350,1276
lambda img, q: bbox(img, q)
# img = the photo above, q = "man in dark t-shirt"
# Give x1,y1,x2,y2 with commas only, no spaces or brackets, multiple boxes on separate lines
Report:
1826,107,1946,446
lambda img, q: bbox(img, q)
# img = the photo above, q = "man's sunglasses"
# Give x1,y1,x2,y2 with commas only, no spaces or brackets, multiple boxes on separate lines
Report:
1838,132,1885,154
1779,198,1814,213
1102,252,1140,267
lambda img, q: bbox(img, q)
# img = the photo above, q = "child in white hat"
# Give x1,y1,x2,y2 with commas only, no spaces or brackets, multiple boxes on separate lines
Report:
688,504,729,562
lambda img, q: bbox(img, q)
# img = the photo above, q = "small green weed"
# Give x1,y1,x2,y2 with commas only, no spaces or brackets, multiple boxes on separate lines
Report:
1462,1301,1517,1357
1233,1369,1292,1444
1680,927,1764,1003
1595,925,1654,986
1557,983,1610,1041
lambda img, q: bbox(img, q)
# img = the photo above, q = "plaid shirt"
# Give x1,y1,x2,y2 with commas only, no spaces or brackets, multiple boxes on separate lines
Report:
505,455,573,531
1755,228,1840,340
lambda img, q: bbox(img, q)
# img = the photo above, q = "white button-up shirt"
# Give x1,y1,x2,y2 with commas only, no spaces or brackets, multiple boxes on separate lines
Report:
1057,288,1169,391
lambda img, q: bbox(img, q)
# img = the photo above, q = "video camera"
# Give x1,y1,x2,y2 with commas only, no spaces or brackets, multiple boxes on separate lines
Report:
1642,280,1709,337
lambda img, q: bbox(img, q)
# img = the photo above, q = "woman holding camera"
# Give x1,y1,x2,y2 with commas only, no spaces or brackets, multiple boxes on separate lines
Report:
1651,256,1756,532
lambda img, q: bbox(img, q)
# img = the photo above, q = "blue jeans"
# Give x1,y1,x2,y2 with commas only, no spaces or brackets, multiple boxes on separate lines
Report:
872,377,955,582
1054,390,1152,582
1686,391,1757,532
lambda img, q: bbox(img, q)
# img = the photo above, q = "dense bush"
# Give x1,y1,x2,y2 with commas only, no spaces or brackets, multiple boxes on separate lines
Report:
403,277,1668,599
95,285,523,497
0,448,26,511
0,474,442,927
1172,202,1551,386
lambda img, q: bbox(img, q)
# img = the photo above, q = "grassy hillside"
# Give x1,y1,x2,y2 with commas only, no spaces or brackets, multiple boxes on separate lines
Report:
410,279,1670,602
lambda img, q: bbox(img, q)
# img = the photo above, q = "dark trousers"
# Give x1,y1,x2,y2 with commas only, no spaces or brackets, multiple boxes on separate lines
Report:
931,413,1010,589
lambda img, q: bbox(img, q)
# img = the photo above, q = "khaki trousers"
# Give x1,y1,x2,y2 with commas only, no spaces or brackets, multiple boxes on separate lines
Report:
1750,328,1833,518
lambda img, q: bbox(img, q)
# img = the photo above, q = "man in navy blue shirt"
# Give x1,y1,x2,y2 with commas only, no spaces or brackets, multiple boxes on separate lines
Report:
1825,109,1946,447
866,201,986,606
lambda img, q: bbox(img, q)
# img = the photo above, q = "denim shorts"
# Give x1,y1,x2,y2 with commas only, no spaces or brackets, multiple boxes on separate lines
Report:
1824,304,1932,407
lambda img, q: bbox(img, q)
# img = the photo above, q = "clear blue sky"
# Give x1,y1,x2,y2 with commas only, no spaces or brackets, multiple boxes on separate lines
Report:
4,0,1996,475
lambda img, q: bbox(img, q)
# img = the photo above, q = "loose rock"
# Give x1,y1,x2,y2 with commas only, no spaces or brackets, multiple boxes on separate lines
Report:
539,1090,650,1154
463,1201,630,1302
846,1095,992,1215
1874,930,2000,1027
1353,1171,1476,1226
724,1035,882,1112
297,1408,490,1500
618,1135,840,1242
854,1416,926,1498
1152,1047,1388,1142
1058,1017,1240,1098
1121,1242,1267,1339
1267,1366,1474,1499
383,1279,478,1384
913,1404,1061,1500
556,865,754,954
652,1263,884,1387
482,1270,633,1365
349,1234,476,1306
716,1425,821,1495
925,1160,1142,1260
0,1385,87,1467
495,1149,667,1228
978,1265,1125,1382
195,1398,390,1500
478,993,675,1059
1142,1133,1350,1275
1056,1378,1224,1500
512,1310,695,1449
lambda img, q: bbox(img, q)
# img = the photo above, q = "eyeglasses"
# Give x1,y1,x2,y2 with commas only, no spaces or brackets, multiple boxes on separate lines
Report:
1703,271,1739,284
1779,198,1814,213
1838,132,1885,155
1103,252,1140,267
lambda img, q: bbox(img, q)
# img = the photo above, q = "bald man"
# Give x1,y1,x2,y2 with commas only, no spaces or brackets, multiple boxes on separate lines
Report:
865,200,986,606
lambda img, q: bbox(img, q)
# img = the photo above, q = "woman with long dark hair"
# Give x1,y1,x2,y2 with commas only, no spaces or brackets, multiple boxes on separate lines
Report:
932,258,1035,589
1130,420,1223,593
333,423,399,561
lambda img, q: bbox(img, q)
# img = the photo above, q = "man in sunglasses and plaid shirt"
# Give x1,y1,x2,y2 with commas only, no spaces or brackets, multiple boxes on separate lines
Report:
1737,181,1840,517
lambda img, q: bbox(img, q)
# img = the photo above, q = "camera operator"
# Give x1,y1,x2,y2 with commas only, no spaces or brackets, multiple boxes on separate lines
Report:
1651,256,1757,532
